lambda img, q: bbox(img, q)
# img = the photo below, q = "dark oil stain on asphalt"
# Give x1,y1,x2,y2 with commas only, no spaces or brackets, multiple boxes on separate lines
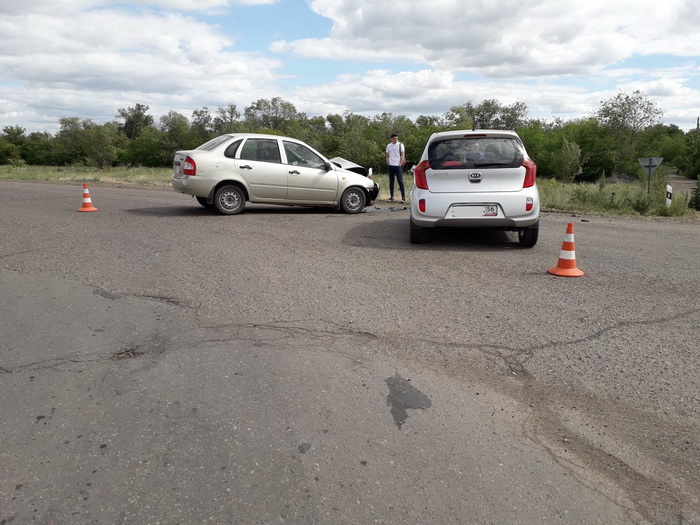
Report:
111,348,143,360
385,373,432,429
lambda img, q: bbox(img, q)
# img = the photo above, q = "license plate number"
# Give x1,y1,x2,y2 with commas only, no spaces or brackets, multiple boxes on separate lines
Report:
449,205,500,218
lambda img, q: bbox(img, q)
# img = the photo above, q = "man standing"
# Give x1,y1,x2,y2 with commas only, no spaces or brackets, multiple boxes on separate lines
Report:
385,133,406,202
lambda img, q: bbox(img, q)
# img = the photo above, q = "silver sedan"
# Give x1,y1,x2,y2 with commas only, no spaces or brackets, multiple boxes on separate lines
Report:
172,133,379,215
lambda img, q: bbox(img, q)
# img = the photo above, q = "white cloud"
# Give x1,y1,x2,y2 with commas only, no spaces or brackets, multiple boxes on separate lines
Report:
283,0,700,77
0,3,287,131
1,0,699,133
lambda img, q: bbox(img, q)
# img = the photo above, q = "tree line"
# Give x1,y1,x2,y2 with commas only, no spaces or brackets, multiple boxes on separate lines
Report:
2,92,700,182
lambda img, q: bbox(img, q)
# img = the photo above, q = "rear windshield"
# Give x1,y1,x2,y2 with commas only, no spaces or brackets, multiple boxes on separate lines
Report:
428,137,524,169
197,135,233,151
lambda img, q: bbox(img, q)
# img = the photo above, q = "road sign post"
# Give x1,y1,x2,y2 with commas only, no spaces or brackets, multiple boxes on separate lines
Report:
638,157,663,194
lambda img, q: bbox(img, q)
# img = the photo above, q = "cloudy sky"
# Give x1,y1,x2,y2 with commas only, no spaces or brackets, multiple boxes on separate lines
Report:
2,0,700,134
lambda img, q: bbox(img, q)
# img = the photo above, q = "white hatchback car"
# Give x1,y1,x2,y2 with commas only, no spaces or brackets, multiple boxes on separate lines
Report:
409,130,540,247
172,133,379,215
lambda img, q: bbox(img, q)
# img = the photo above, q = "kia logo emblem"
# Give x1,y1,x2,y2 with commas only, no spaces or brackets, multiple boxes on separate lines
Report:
469,172,483,181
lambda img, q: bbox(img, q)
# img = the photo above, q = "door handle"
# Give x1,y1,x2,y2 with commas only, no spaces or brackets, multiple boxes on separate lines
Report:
289,170,300,175
240,165,252,170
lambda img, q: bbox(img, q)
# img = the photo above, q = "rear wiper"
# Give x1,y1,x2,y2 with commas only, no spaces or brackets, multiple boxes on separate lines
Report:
474,162,513,168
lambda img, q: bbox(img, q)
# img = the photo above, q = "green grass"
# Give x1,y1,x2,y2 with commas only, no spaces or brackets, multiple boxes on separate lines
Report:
1,165,696,217
0,165,172,187
537,177,694,217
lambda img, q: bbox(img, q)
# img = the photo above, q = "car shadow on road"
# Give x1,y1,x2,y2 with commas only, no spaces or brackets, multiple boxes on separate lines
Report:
126,205,350,217
343,218,521,252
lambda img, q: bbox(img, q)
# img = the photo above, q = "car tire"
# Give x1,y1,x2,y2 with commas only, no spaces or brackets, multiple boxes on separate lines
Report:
518,222,539,248
196,196,214,209
214,185,245,215
409,219,426,244
340,187,366,214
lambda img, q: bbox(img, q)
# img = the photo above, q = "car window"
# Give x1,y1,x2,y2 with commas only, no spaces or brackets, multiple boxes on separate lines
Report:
197,135,233,151
223,139,243,159
239,138,281,163
428,137,523,169
283,141,326,170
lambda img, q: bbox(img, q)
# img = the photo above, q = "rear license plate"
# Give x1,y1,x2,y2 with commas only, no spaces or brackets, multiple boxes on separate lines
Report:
449,205,501,218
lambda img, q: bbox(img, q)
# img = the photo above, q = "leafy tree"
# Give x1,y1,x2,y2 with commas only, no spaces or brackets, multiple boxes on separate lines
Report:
684,127,700,181
326,112,376,166
559,118,615,181
635,123,688,173
244,97,300,131
415,115,444,128
551,137,583,181
54,117,91,164
124,127,171,167
160,111,193,151
2,125,26,145
115,103,154,139
0,139,21,164
596,90,662,176
83,122,119,169
291,115,327,152
213,104,242,134
445,100,529,130
8,95,700,176
21,132,55,165
444,105,473,129
191,107,214,143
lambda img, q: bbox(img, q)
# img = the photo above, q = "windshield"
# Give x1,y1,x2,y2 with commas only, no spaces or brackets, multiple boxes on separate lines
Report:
428,137,524,169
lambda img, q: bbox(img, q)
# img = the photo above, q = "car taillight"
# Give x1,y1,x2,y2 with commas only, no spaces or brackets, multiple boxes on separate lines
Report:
526,197,534,212
184,156,196,176
419,199,426,213
522,158,536,188
414,160,430,190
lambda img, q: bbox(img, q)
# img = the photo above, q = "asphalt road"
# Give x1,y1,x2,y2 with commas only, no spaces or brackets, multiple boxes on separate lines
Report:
1,180,699,524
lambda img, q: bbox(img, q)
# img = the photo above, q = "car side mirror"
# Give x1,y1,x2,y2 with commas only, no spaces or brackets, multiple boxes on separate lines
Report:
324,161,333,171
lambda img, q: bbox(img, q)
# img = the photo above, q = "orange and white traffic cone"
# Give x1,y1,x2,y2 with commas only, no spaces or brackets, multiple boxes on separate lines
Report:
547,223,584,277
77,182,98,212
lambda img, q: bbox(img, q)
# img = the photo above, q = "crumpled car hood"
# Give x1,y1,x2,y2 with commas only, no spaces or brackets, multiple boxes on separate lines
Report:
329,157,368,177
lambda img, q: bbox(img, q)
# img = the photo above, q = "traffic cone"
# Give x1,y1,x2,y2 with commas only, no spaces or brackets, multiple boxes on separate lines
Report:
547,223,584,277
77,182,98,212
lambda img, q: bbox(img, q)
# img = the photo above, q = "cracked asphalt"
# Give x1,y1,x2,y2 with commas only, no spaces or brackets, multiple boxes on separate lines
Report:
1,180,699,524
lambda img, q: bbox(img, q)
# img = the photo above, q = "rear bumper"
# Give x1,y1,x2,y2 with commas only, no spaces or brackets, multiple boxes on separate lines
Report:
409,187,540,229
171,175,217,198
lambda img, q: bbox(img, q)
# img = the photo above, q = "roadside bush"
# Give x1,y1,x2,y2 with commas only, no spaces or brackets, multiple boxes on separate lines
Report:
689,180,700,211
629,192,654,214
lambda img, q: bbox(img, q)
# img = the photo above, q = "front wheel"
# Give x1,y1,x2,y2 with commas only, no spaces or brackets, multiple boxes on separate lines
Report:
518,223,539,248
214,185,246,215
340,187,366,214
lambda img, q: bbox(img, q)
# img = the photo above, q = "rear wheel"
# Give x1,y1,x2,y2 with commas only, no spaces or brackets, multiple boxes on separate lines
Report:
518,222,539,248
340,187,366,214
409,219,427,244
214,185,245,215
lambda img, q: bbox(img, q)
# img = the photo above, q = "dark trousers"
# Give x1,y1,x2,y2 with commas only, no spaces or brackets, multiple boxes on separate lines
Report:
388,165,405,199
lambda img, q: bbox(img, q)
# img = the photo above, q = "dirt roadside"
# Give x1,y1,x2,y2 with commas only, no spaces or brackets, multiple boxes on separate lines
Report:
665,170,697,193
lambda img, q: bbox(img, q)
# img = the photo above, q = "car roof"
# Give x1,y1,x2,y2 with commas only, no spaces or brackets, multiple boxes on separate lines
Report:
428,129,520,140
219,133,299,141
